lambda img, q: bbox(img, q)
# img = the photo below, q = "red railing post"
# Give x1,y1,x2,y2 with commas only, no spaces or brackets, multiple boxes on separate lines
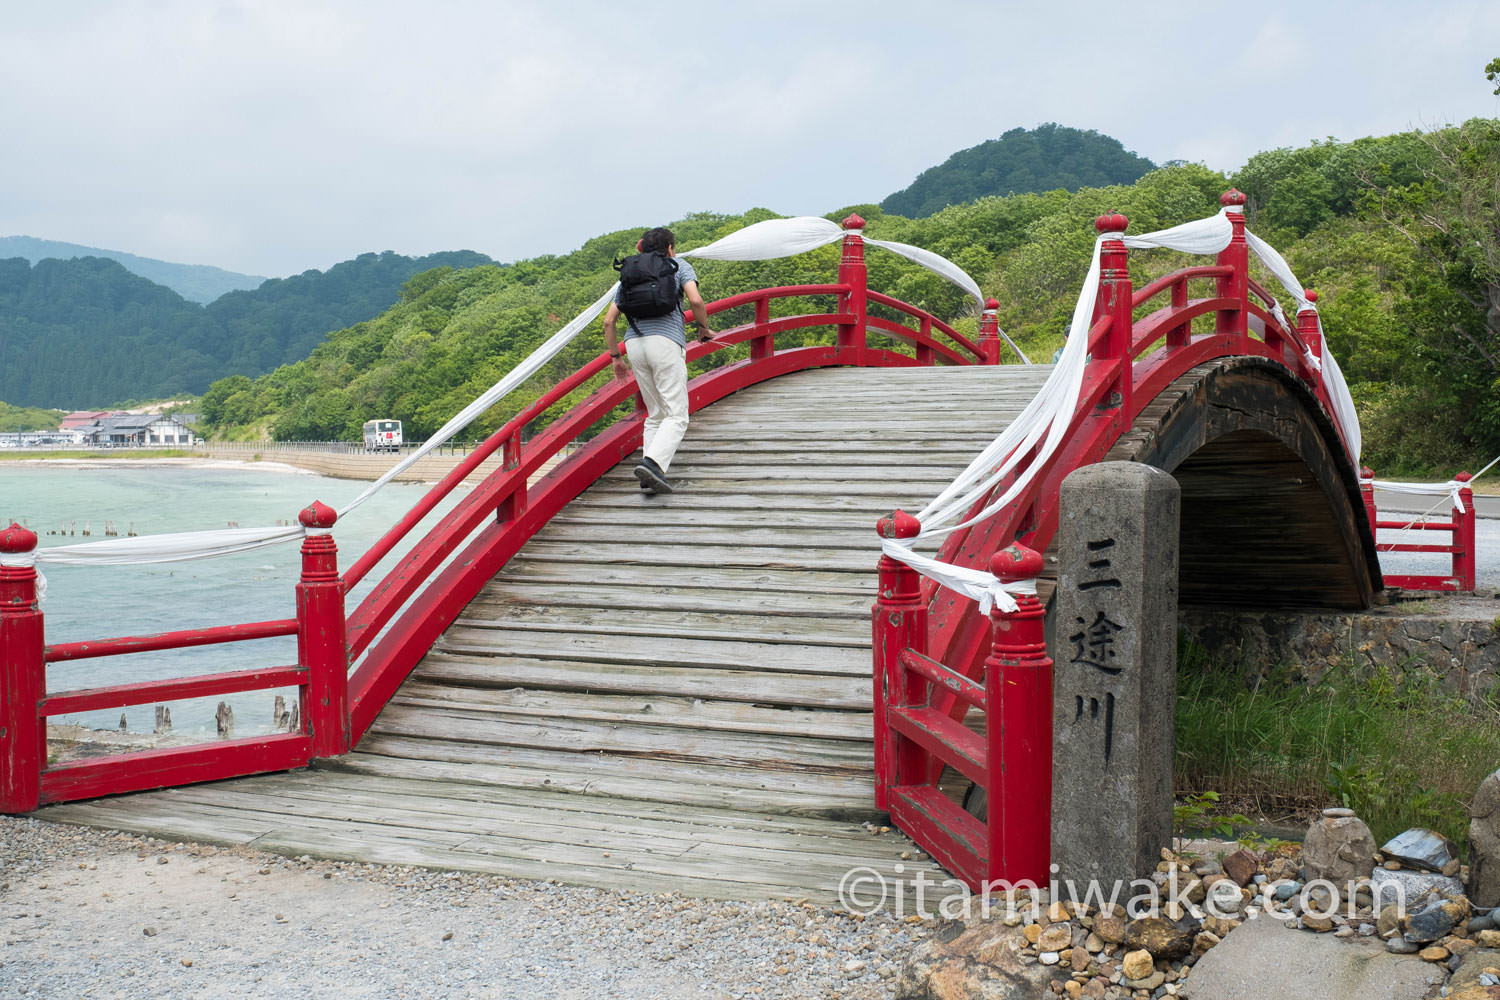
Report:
1093,213,1133,418
0,523,44,813
1216,189,1249,350
751,294,772,361
977,298,1002,365
837,214,868,361
297,502,349,758
1297,288,1323,380
1359,467,1379,532
873,510,924,812
985,542,1052,884
498,431,526,523
1454,472,1477,592
1166,279,1190,349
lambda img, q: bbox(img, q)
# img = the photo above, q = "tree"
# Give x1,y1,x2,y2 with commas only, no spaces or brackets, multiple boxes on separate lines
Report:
1487,57,1500,95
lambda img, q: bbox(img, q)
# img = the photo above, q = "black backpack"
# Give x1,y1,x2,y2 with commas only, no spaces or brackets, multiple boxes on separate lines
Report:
613,251,681,333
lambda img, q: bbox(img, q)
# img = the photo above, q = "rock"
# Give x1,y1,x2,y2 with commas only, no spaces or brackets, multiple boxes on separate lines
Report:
1303,914,1335,932
1476,929,1500,949
1202,914,1240,938
1265,858,1299,882
1192,930,1221,956
1446,949,1500,1000
1093,910,1127,944
1368,866,1464,913
1205,879,1245,917
1039,951,1060,966
896,919,1065,1000
1419,945,1451,962
1024,923,1044,945
1403,902,1456,943
1121,949,1154,980
1272,880,1301,902
1471,769,1500,907
1124,969,1166,990
1303,809,1377,884
1037,923,1073,952
1123,915,1198,960
1386,936,1420,954
1221,850,1259,887
1083,932,1104,952
1381,828,1460,874
1066,946,1090,970
1186,914,1446,999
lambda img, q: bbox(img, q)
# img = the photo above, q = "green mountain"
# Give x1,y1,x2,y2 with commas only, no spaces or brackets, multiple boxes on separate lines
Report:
880,123,1158,218
198,118,1500,478
0,236,266,304
0,249,494,408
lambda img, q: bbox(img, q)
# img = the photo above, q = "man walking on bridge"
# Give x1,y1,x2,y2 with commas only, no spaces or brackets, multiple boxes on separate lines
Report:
603,227,715,494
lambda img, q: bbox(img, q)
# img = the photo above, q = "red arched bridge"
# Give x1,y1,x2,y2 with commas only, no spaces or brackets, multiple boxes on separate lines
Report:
0,193,1478,901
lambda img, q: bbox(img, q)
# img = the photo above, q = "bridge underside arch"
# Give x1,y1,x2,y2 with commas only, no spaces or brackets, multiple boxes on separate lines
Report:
1105,356,1381,610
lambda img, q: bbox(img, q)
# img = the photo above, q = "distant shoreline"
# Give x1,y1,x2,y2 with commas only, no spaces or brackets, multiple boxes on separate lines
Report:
5,446,512,485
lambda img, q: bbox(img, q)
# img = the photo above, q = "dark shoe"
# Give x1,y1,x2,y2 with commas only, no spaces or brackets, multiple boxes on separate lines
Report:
634,457,673,494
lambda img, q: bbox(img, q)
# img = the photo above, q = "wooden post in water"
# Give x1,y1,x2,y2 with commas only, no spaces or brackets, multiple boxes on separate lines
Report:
0,523,44,813
297,501,349,758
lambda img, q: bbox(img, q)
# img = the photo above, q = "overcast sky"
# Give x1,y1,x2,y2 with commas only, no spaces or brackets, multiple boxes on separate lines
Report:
3,0,1497,278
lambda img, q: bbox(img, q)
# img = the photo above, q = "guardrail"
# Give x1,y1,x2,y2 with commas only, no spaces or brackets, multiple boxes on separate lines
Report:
1361,470,1476,592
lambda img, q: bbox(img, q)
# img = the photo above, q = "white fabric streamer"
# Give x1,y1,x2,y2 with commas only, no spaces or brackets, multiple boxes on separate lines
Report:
32,215,992,570
882,206,1368,609
1366,477,1469,514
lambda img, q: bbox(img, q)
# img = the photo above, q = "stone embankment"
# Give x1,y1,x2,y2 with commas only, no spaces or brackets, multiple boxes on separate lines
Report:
193,442,515,484
1180,592,1500,696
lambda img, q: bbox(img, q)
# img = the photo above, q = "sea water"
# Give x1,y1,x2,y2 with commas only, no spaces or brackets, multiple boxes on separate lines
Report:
0,460,463,739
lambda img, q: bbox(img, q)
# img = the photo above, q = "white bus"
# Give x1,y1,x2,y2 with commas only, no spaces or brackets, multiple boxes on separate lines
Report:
362,419,403,452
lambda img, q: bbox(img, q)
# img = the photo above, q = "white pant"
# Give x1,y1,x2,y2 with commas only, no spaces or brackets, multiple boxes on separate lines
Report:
627,335,689,472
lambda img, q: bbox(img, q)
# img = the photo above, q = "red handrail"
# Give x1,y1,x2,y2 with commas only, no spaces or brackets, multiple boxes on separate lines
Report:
0,226,984,812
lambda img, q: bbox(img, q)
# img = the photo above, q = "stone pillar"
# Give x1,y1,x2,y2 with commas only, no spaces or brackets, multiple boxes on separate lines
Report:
1052,462,1180,890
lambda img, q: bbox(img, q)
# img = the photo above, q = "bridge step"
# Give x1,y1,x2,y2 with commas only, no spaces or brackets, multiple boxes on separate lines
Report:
41,365,1055,903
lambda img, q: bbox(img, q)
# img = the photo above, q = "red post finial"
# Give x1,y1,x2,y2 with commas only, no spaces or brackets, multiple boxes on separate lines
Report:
1456,471,1473,483
1094,213,1129,235
876,510,922,540
1,523,38,555
299,501,338,530
1220,188,1247,210
989,541,1043,582
1304,289,1319,304
1360,466,1374,480
842,213,866,230
985,297,999,310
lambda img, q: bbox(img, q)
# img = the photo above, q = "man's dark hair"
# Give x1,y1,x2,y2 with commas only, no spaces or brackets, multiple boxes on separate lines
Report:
639,227,675,254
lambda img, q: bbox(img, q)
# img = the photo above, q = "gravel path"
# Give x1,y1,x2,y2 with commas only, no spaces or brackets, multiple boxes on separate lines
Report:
0,815,917,999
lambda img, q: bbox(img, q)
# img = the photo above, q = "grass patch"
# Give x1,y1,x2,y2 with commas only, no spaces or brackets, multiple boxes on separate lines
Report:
1175,639,1500,850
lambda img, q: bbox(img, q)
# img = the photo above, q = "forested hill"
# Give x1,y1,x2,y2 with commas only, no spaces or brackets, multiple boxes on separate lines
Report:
0,236,266,304
0,249,494,408
881,124,1158,218
197,117,1500,477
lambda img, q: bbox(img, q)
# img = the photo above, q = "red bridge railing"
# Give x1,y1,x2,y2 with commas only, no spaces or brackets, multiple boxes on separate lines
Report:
1361,469,1476,592
873,190,1350,891
0,216,990,813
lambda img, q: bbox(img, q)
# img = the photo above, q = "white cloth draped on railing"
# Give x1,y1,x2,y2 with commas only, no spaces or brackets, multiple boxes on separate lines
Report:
881,207,1365,612
28,216,995,570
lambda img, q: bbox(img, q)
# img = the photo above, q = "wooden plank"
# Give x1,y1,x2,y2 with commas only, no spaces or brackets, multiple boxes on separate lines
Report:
330,740,879,819
492,559,880,594
389,684,873,741
367,705,872,770
432,629,869,675
450,607,868,646
510,540,887,572
410,653,871,709
467,581,871,617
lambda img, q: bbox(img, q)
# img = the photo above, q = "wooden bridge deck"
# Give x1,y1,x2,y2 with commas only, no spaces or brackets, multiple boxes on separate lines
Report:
41,365,1054,904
